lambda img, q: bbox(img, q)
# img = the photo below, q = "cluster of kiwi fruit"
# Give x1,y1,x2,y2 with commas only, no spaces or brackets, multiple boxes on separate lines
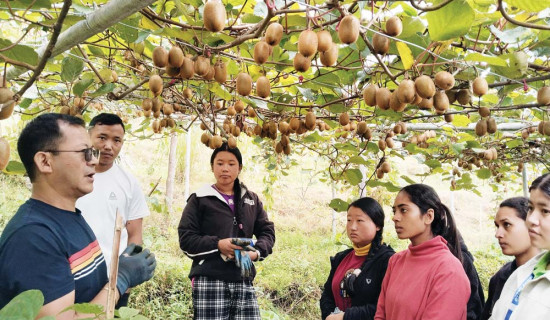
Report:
407,130,437,148
371,16,403,55
376,159,391,179
141,97,177,133
58,95,86,117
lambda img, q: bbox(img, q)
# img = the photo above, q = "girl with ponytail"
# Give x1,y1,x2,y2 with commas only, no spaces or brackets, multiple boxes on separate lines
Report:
320,197,395,320
178,142,275,320
375,184,471,320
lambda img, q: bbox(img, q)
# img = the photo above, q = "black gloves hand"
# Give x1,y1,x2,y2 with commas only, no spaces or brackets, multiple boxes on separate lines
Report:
116,243,156,295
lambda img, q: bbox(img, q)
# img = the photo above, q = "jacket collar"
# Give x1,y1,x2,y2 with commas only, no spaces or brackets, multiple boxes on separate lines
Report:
196,184,248,203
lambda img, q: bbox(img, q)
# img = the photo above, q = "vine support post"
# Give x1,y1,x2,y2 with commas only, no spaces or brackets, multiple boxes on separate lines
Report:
522,164,528,198
166,131,178,214
331,182,337,239
184,128,192,202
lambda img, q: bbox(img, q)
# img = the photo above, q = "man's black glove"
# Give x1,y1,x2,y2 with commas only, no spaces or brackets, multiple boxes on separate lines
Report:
116,243,156,295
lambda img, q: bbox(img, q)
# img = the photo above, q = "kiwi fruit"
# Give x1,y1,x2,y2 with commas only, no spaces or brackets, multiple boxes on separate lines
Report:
163,103,173,116
473,77,488,97
0,100,15,120
357,121,367,134
521,129,529,139
378,139,387,151
479,106,490,118
293,53,311,72
393,123,402,134
298,30,318,57
236,73,252,96
183,88,193,99
227,105,236,116
397,79,416,104
211,135,223,148
227,135,238,149
487,117,497,134
214,59,227,84
256,76,271,98
280,134,290,147
398,122,407,134
317,30,332,52
381,161,391,173
152,120,161,133
290,117,300,131
283,144,291,155
153,110,161,118
143,110,151,117
434,71,455,90
194,56,210,77
180,57,195,79
275,142,284,154
538,121,545,135
372,33,390,54
320,43,338,67
254,41,270,65
418,97,434,110
142,98,153,111
414,75,435,99
234,100,245,113
376,88,391,110
475,119,488,136
305,111,316,130
166,66,180,77
232,125,241,137
203,0,226,32
265,22,283,46
214,100,223,110
386,137,395,149
544,122,550,136
339,112,350,126
149,75,163,96
376,168,384,179
253,125,262,136
385,16,402,37
152,46,168,68
456,89,471,105
152,97,161,112
433,91,449,112
338,15,360,44
111,70,118,83
201,132,211,145
390,91,406,112
268,121,278,135
537,86,550,105
168,46,184,68
444,113,454,123
445,90,457,104
279,121,290,134
363,84,378,106
248,107,256,118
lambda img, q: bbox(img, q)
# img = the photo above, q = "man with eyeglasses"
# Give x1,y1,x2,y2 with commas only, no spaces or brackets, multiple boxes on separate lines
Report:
76,113,150,306
0,113,156,318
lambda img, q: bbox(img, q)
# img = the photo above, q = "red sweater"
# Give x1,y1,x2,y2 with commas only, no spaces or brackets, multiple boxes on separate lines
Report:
374,236,470,320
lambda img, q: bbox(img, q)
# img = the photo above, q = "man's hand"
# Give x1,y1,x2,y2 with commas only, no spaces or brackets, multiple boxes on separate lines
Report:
116,243,156,295
218,238,242,260
326,312,345,320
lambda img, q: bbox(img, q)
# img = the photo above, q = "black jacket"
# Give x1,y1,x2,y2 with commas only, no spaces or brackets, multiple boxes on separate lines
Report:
178,184,275,282
320,244,395,320
461,241,485,320
480,260,517,320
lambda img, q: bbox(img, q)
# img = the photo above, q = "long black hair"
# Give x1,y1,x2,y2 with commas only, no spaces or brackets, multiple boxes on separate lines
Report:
499,197,529,220
348,197,385,258
210,142,244,229
400,184,463,262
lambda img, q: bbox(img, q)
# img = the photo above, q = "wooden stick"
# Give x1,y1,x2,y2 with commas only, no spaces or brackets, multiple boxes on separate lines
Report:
106,210,123,318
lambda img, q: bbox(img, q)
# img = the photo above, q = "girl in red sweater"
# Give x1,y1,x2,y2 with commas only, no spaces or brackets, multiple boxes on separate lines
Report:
375,184,470,320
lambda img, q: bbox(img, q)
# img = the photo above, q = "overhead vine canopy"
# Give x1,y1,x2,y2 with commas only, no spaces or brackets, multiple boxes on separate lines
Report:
0,0,549,195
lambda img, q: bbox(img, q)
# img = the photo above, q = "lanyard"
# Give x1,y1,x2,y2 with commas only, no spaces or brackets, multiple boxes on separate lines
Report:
504,273,534,320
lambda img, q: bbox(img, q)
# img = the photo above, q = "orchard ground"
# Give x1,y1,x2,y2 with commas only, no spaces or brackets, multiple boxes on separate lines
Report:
0,125,523,319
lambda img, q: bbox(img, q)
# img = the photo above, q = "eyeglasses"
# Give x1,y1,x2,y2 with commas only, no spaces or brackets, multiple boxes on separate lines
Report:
44,147,100,162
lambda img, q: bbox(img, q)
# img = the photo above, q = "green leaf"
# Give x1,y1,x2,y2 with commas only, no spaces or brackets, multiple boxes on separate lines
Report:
398,16,425,38
425,159,442,168
506,0,548,12
426,0,475,41
62,303,103,314
506,139,523,148
464,53,507,67
73,78,94,97
60,57,84,82
117,307,140,318
400,175,417,185
452,114,471,127
344,169,363,186
89,83,115,98
3,161,26,175
0,39,39,67
395,42,414,70
303,131,327,142
19,98,32,109
329,198,349,212
0,290,43,318
348,156,369,165
476,168,492,179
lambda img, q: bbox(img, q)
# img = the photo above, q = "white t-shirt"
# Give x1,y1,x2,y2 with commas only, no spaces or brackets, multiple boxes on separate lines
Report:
76,164,150,274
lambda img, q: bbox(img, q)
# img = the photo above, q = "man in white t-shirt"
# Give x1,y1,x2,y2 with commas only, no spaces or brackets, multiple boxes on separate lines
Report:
76,113,150,304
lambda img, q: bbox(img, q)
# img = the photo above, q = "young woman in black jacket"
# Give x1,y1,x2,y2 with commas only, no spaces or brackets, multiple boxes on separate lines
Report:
320,197,394,320
178,142,275,320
